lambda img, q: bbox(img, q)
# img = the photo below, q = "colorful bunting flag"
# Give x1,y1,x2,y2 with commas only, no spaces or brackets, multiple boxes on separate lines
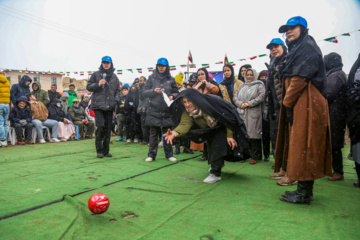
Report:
250,56,257,60
42,72,45,75
137,68,142,73
170,66,176,71
48,72,51,75
180,64,187,68
80,71,84,76
189,64,196,68
35,71,39,75
25,71,29,74
258,54,267,57
324,37,338,43
188,51,193,63
74,71,78,74
342,33,350,36
239,59,246,61
224,54,229,65
117,70,122,75
215,61,223,64
147,67,154,72
202,64,210,69
18,70,22,73
127,69,133,73
228,62,236,66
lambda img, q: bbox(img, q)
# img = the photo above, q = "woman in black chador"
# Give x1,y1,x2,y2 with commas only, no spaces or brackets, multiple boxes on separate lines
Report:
163,88,249,183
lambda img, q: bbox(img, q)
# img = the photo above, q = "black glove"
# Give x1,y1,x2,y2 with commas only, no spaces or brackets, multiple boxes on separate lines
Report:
285,107,293,126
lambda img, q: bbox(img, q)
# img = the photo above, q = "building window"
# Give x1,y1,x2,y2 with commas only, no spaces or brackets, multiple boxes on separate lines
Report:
18,75,21,83
70,79,73,83
51,77,57,85
34,75,40,82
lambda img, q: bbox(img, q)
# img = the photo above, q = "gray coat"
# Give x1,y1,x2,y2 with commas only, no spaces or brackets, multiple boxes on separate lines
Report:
233,69,265,139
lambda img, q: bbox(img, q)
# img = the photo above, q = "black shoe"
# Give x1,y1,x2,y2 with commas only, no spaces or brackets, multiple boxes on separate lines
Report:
80,136,84,140
85,135,93,139
183,147,194,154
284,190,314,201
104,153,112,157
354,179,360,187
264,156,270,162
97,153,104,158
140,141,149,145
280,181,313,205
174,147,180,155
198,157,207,161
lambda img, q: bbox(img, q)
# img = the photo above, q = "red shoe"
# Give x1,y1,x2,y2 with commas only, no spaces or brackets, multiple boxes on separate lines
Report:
250,159,257,164
17,141,25,145
26,140,34,144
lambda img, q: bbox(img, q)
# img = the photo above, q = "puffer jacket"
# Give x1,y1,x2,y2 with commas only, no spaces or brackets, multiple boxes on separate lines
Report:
69,105,86,122
31,81,50,106
48,98,66,122
9,96,32,126
48,90,61,106
142,69,178,127
10,75,32,105
0,74,10,104
67,90,79,107
87,71,120,111
30,101,48,121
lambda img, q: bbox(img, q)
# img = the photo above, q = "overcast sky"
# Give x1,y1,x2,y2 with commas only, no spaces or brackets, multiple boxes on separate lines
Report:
1,0,360,84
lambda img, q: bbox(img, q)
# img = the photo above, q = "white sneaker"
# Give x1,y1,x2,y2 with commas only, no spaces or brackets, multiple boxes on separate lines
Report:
166,157,177,162
203,174,222,183
50,138,60,143
134,138,139,143
0,141,7,147
127,139,132,143
39,139,46,144
145,157,153,162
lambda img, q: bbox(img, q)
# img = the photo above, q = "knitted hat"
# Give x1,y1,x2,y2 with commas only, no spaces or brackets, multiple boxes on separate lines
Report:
258,70,268,79
84,94,90,99
174,74,183,85
62,92,69,98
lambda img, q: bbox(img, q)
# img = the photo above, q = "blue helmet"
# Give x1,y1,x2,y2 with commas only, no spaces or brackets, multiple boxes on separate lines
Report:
124,83,130,87
266,38,286,49
279,16,307,33
157,57,169,66
102,56,112,63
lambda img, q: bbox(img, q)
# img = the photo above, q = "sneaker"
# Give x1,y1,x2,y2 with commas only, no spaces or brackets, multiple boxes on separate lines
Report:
145,157,153,162
270,169,286,179
354,179,360,187
166,157,177,162
116,137,123,142
158,141,164,148
203,174,222,183
264,156,270,162
277,176,298,186
0,140,8,147
134,138,139,143
39,139,46,144
97,153,104,158
50,138,61,143
328,172,344,181
127,139,132,143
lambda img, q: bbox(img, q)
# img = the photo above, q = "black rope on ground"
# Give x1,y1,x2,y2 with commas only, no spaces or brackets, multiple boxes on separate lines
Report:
0,154,201,221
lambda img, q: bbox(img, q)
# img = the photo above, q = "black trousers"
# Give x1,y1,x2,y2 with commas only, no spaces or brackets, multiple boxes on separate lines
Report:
332,148,344,175
250,138,262,160
148,126,173,159
210,157,224,177
141,112,149,142
126,110,141,140
14,123,33,141
262,118,271,158
94,110,113,154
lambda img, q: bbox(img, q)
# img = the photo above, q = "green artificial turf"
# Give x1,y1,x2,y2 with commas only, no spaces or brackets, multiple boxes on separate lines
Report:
0,138,359,239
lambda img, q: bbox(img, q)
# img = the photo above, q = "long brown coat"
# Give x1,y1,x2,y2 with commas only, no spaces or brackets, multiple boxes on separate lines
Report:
274,76,332,181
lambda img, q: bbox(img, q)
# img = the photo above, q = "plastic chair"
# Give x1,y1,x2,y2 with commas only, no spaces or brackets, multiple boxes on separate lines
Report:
8,126,27,145
32,126,51,143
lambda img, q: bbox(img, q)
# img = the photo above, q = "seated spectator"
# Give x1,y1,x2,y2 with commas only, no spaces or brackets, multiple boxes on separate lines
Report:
80,94,90,109
61,92,70,117
47,84,61,107
85,101,95,122
69,98,95,139
28,94,60,143
9,96,34,145
31,82,50,106
48,98,76,141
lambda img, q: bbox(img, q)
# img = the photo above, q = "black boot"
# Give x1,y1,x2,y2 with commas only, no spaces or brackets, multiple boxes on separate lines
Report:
174,144,180,155
280,181,313,205
183,147,194,154
285,181,314,201
354,163,360,187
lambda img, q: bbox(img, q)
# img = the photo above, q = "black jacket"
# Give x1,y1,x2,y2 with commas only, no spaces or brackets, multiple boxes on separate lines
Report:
115,95,126,115
10,76,32,105
48,98,66,122
47,90,61,106
142,68,179,127
87,71,120,112
9,96,32,127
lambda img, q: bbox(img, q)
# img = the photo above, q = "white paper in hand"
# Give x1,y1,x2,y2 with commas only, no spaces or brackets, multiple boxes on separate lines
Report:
162,92,174,107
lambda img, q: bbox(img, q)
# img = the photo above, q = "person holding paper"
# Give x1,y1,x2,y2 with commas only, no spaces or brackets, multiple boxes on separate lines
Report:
142,58,179,162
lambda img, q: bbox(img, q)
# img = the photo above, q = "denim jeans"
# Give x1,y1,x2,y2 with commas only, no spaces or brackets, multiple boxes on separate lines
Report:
32,119,59,139
0,103,9,141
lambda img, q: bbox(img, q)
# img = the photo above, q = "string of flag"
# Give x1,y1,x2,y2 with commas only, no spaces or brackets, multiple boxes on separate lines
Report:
1,29,359,76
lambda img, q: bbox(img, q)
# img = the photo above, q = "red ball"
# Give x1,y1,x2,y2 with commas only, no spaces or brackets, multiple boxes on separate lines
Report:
88,193,110,214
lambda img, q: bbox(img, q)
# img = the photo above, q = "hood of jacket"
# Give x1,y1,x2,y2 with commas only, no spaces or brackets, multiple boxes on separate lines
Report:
324,52,343,73
20,75,32,87
32,81,42,91
16,95,31,107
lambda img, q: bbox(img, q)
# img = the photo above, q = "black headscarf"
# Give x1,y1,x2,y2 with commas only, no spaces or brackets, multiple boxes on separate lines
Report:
220,64,235,104
99,62,115,82
197,68,222,97
324,52,343,73
282,27,325,93
153,64,171,81
238,64,252,82
170,88,249,159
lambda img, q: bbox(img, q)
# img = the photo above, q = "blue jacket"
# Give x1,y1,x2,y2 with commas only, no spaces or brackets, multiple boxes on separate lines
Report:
9,96,32,127
10,75,32,105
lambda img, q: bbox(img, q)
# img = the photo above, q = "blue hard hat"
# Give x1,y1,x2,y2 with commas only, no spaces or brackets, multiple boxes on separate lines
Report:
157,57,169,66
279,16,307,33
124,83,130,87
102,56,112,63
266,38,286,49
